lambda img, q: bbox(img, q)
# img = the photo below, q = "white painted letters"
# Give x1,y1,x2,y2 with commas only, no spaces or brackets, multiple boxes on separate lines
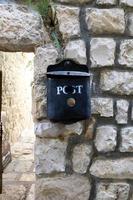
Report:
57,85,83,95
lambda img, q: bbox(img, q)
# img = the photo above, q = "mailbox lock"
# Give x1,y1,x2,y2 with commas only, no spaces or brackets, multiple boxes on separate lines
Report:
67,98,76,107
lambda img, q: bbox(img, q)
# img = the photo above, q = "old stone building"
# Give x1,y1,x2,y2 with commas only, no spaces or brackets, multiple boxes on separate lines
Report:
0,0,133,199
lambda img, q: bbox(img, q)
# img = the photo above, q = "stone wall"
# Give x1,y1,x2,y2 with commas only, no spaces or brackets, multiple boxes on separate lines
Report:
34,0,133,200
1,52,34,143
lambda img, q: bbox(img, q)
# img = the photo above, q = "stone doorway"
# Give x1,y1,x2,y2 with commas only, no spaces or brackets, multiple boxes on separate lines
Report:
1,52,35,199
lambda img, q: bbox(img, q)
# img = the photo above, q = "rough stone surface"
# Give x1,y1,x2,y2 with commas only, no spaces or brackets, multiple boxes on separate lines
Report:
34,44,58,79
36,174,91,200
120,127,133,152
100,70,133,95
96,0,117,5
119,40,133,68
56,5,80,40
58,0,92,3
131,104,133,120
128,13,133,36
64,40,87,64
35,138,67,174
116,100,129,124
95,126,117,152
86,9,125,34
1,52,34,143
0,4,48,52
90,38,116,67
120,0,133,6
85,117,96,140
33,44,58,120
35,120,84,138
72,144,92,173
0,185,27,200
91,98,113,117
95,182,130,200
90,158,133,179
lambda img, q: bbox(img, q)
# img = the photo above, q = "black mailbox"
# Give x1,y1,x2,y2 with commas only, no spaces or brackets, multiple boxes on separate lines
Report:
46,59,91,123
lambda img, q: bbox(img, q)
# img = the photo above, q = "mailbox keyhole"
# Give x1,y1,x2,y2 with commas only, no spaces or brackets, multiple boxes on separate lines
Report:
65,86,74,94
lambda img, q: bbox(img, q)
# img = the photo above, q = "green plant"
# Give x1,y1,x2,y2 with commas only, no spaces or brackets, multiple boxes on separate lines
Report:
24,0,50,18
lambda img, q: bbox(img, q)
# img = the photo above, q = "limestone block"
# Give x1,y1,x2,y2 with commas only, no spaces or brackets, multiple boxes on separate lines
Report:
64,40,87,64
116,100,129,124
128,13,133,36
119,40,133,68
96,0,117,5
96,182,130,200
90,38,116,67
86,9,125,34
35,120,84,138
34,44,58,79
36,174,91,200
84,117,96,139
56,5,80,40
95,126,117,152
35,138,67,174
4,159,33,173
132,104,133,120
120,0,133,6
0,4,48,52
120,127,133,152
100,70,133,95
91,98,113,117
33,98,47,120
58,0,92,3
90,158,133,179
1,185,26,200
72,144,92,173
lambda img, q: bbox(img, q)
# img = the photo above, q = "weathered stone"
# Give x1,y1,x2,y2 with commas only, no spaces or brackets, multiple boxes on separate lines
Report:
96,0,117,5
36,174,91,200
96,182,130,200
26,184,35,200
120,0,133,6
131,104,133,120
0,4,48,52
33,44,58,120
0,185,27,200
4,159,33,173
64,40,87,64
116,100,129,124
56,5,80,40
86,9,125,34
91,98,113,117
90,158,133,179
58,0,92,3
1,52,34,143
34,44,58,79
35,138,67,174
95,126,117,152
19,173,35,182
120,127,133,152
72,144,92,173
128,13,133,36
119,40,133,68
90,38,116,67
35,120,84,138
85,117,96,139
100,70,133,95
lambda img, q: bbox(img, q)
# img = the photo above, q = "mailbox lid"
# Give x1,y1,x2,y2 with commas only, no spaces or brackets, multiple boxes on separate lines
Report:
47,59,89,74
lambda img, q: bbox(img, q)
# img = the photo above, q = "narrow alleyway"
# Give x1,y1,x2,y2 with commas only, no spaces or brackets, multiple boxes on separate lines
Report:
1,128,35,200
